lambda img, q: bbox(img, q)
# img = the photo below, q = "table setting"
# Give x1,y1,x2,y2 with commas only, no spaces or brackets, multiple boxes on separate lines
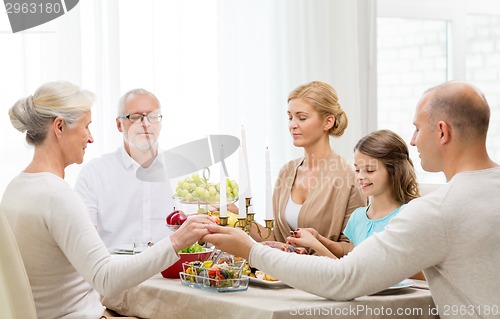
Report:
105,133,438,318
106,199,437,319
102,273,436,319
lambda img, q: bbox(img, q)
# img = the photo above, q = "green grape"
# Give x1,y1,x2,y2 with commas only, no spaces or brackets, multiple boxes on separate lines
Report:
209,186,217,195
195,186,205,195
203,190,211,199
174,171,239,204
230,179,238,188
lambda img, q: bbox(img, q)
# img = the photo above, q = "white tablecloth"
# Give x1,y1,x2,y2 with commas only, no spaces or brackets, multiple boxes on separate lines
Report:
102,275,438,319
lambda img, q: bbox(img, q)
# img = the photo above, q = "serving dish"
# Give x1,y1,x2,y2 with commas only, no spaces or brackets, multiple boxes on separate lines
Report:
179,272,249,292
161,250,212,278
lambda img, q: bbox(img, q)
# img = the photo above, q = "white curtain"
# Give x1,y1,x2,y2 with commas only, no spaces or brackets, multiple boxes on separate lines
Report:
0,0,374,218
217,0,375,216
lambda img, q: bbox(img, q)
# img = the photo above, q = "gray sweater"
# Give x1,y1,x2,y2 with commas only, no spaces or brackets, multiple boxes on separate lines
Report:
250,167,500,319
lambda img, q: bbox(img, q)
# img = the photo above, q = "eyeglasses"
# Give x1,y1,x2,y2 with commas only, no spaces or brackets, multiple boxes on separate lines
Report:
118,112,163,123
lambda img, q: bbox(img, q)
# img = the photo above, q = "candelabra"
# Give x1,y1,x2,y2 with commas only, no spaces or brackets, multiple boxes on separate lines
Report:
219,197,274,239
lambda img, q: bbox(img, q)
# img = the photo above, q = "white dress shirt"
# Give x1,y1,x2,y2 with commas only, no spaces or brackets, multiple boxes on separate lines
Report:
75,147,175,247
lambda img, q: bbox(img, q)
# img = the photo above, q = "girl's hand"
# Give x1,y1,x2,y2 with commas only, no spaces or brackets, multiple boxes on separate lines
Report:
286,228,319,249
287,228,338,259
300,227,319,239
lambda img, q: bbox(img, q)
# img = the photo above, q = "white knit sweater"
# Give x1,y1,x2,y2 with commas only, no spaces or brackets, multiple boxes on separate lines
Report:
1,172,179,319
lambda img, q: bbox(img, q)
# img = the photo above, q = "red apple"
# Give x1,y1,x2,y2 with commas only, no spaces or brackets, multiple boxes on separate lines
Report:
171,211,187,225
166,207,187,226
166,208,177,224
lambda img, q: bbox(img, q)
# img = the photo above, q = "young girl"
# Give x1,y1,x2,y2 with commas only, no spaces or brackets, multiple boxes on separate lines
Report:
287,129,419,258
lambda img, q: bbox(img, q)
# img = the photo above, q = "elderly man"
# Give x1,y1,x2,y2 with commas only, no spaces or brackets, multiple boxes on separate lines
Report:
75,89,175,248
203,81,500,318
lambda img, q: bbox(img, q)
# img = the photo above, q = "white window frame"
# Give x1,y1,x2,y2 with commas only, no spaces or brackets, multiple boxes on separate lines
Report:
378,0,500,81
376,0,500,184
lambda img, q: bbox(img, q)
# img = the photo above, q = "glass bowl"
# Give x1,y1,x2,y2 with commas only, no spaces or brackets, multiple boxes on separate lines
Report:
160,250,212,279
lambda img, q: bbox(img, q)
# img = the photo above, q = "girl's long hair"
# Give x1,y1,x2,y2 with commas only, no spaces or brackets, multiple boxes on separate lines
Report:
355,129,419,204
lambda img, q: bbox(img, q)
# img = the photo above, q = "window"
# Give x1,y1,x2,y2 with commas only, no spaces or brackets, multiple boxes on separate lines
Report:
466,14,500,161
377,0,500,183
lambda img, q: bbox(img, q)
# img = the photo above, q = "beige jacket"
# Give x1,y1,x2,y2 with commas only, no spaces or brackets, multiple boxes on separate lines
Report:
272,151,366,254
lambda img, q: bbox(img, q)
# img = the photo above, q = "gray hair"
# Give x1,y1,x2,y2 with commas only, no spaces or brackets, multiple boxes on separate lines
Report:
117,88,161,117
9,81,94,145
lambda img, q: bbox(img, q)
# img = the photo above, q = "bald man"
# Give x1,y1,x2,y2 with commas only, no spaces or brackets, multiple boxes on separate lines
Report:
203,81,500,318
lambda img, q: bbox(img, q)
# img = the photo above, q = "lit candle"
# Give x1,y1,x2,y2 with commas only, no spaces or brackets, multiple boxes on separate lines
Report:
240,125,252,197
265,145,273,220
238,147,247,218
219,163,227,218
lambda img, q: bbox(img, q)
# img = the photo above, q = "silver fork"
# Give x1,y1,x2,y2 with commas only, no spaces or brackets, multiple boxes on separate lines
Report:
208,248,222,267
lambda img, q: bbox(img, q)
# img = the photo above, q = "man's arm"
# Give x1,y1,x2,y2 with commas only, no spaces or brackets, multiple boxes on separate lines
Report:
249,199,447,300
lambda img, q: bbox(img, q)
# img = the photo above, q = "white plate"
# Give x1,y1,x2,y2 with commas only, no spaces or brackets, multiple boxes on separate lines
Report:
109,244,134,255
244,275,289,288
373,279,415,295
388,279,415,290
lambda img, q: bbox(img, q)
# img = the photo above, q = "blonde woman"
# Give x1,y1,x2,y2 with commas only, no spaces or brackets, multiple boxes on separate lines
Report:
251,81,365,258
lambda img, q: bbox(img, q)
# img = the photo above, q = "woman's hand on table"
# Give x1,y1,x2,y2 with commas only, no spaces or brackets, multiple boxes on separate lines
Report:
202,225,254,260
170,214,215,253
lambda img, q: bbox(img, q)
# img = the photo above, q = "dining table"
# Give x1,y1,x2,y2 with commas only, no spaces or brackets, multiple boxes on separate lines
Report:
102,274,439,319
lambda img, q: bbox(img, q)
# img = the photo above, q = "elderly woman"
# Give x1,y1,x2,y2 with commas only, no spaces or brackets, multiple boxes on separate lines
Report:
1,81,213,319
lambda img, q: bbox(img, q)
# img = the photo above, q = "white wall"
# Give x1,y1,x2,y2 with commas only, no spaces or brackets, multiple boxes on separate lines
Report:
0,0,373,220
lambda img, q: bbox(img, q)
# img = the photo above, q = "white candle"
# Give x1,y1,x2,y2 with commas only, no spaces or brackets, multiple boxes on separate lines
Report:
265,146,273,220
219,163,227,218
238,147,247,218
240,125,252,197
